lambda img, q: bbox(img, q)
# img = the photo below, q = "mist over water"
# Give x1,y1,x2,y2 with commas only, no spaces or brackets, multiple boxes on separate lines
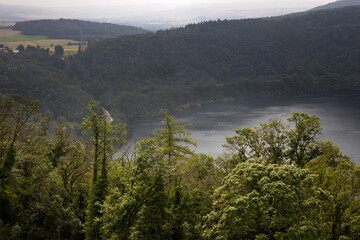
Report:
129,94,360,164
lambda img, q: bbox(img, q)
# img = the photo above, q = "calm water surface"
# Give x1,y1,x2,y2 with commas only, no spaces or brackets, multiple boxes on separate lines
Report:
129,95,360,164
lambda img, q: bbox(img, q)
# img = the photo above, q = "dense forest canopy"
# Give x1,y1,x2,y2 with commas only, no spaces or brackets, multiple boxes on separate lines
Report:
0,47,92,121
13,19,149,41
1,95,360,239
69,6,360,120
1,6,360,123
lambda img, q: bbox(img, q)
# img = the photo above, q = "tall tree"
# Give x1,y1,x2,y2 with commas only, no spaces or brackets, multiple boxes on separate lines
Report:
287,112,322,167
0,95,48,230
203,161,328,240
223,113,322,169
54,45,64,56
154,111,196,167
306,141,360,240
82,101,127,240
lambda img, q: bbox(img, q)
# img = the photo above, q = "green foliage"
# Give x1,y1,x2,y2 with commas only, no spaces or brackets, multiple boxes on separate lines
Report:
13,19,148,41
130,172,168,240
2,7,360,122
287,113,322,167
102,137,167,240
2,94,360,239
203,161,329,240
223,113,322,168
82,101,127,240
54,45,64,56
102,112,202,239
68,6,360,120
154,111,196,165
15,44,24,52
0,48,92,121
0,94,47,181
306,142,360,240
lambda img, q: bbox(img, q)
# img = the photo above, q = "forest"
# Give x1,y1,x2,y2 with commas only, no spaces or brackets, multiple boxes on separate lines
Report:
1,2,360,239
1,6,360,123
13,19,148,41
0,94,360,240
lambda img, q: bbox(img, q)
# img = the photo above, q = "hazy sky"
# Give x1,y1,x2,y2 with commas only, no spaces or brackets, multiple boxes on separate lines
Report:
0,0,334,7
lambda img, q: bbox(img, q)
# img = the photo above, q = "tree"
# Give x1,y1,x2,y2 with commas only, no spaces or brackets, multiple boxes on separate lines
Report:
223,113,322,169
82,101,127,240
154,111,196,167
16,44,24,52
203,160,329,240
54,45,64,56
0,94,47,182
0,95,72,240
102,113,198,240
287,112,322,167
102,138,167,240
130,171,168,240
48,123,93,239
306,141,360,240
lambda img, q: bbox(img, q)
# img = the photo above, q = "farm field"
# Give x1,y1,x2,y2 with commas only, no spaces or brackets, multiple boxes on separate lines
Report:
0,29,85,55
0,30,47,42
0,29,21,36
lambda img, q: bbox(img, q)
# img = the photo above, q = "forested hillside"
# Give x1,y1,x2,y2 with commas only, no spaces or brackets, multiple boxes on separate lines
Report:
311,0,360,11
1,6,360,122
70,6,360,119
13,19,148,41
0,47,92,121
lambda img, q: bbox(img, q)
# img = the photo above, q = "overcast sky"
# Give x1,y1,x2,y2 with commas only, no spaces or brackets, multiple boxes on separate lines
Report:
0,0,334,7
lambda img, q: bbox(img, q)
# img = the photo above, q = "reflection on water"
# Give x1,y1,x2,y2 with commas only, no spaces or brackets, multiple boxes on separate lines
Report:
129,94,360,164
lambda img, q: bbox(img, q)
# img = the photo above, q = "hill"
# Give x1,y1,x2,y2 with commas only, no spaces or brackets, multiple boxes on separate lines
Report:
68,6,360,119
1,6,360,122
13,19,149,41
0,48,92,121
311,0,360,11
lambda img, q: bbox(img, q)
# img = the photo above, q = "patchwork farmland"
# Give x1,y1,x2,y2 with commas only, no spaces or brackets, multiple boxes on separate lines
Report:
0,29,85,55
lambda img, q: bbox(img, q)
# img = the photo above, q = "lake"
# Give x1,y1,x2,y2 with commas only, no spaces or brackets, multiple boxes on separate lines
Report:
128,94,360,164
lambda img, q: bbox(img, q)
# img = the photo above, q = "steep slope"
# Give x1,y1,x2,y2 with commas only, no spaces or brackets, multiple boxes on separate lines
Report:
13,19,149,41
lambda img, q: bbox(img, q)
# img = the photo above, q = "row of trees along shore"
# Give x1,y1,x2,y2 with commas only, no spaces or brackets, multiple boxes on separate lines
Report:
1,94,360,239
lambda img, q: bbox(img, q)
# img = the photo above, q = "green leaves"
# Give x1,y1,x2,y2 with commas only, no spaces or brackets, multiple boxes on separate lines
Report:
2,96,360,240
83,101,127,240
154,111,197,164
287,112,322,167
203,161,328,240
223,113,322,168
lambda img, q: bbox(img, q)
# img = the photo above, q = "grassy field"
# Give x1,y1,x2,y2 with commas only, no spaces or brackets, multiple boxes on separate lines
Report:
0,30,85,55
0,30,48,43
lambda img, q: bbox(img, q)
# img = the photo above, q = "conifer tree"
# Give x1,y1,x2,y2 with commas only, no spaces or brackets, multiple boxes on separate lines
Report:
83,101,127,240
